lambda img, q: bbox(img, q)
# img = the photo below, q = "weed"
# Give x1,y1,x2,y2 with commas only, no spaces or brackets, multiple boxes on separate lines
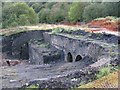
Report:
96,67,111,79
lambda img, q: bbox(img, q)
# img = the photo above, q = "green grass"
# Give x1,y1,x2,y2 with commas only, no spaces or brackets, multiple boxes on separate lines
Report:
96,67,111,79
51,27,64,34
25,85,39,90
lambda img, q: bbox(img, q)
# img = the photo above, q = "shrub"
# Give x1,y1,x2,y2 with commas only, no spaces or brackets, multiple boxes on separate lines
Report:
96,67,111,79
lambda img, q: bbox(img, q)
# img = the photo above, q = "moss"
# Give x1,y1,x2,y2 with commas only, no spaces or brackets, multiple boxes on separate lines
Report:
51,27,64,34
38,42,50,48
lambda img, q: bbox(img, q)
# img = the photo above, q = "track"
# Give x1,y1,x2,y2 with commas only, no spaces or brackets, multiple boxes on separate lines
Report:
2,60,90,88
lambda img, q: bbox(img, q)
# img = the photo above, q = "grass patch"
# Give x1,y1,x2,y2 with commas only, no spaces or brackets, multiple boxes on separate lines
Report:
78,71,119,88
24,85,39,90
51,27,65,34
38,42,50,48
96,67,111,79
29,39,50,48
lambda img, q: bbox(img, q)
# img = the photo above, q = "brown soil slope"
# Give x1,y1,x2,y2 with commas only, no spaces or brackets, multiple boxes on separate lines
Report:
79,70,119,88
88,17,120,32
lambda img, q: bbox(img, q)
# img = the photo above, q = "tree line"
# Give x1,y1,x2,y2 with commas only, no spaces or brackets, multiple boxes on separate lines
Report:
2,2,120,28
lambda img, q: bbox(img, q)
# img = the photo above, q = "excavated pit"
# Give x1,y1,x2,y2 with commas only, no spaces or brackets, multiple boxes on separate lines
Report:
1,29,119,88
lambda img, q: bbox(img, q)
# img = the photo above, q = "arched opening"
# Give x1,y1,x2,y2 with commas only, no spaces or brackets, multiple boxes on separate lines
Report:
75,55,82,61
67,52,73,62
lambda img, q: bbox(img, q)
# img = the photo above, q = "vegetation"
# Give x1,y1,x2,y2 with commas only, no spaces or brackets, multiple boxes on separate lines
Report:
29,39,50,48
95,64,120,80
2,3,39,28
38,8,50,23
25,84,39,90
2,2,119,28
78,71,119,88
83,2,120,21
83,3,105,21
38,3,70,23
76,65,119,88
68,2,88,22
96,67,111,79
51,27,64,34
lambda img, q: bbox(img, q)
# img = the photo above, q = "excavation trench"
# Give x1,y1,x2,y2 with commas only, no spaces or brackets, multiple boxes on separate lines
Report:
1,29,119,88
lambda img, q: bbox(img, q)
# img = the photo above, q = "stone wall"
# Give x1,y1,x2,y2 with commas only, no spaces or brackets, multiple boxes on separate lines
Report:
2,30,118,64
44,33,106,63
29,43,63,64
2,30,50,59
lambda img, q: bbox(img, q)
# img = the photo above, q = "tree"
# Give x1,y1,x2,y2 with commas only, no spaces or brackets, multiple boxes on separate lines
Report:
38,3,70,23
2,2,39,28
68,2,88,22
83,3,105,22
31,3,43,13
102,2,119,17
38,8,50,23
18,14,30,25
45,2,56,9
83,2,120,22
49,3,70,23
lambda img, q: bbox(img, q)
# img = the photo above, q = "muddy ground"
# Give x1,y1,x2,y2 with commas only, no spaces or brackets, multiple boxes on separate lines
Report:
1,59,93,88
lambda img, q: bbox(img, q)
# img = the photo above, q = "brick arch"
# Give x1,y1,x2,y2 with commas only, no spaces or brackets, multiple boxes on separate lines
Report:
67,52,73,62
75,55,82,62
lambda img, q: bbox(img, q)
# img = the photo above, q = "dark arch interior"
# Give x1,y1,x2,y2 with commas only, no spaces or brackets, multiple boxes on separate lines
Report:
75,55,82,61
118,39,120,44
20,43,29,60
67,52,73,62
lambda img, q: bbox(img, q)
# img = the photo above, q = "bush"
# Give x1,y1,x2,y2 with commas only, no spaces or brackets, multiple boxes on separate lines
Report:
96,67,111,79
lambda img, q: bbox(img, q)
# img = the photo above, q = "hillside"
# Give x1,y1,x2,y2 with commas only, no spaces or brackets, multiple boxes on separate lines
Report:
78,71,119,88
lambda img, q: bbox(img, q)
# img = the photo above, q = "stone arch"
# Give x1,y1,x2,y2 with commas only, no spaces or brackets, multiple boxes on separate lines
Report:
75,55,82,61
67,52,73,62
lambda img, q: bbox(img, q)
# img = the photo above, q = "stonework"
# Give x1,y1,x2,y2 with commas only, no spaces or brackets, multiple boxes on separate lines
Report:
1,29,119,88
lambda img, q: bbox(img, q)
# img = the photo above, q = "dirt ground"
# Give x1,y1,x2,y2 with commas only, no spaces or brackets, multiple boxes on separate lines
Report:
1,60,89,88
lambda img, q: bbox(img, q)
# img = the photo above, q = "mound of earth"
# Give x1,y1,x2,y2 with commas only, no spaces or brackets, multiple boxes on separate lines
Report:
78,70,119,88
88,16,120,32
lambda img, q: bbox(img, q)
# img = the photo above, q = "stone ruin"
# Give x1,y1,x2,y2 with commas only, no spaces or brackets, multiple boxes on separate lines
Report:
1,29,120,88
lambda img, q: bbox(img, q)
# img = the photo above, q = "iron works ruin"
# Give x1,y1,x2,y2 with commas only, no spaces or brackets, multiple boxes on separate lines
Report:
1,28,120,88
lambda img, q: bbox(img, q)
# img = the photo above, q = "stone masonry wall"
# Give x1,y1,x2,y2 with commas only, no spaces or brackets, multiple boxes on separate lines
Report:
44,33,105,62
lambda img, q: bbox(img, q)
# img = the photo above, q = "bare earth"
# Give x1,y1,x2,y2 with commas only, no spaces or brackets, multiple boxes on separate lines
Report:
1,60,88,88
